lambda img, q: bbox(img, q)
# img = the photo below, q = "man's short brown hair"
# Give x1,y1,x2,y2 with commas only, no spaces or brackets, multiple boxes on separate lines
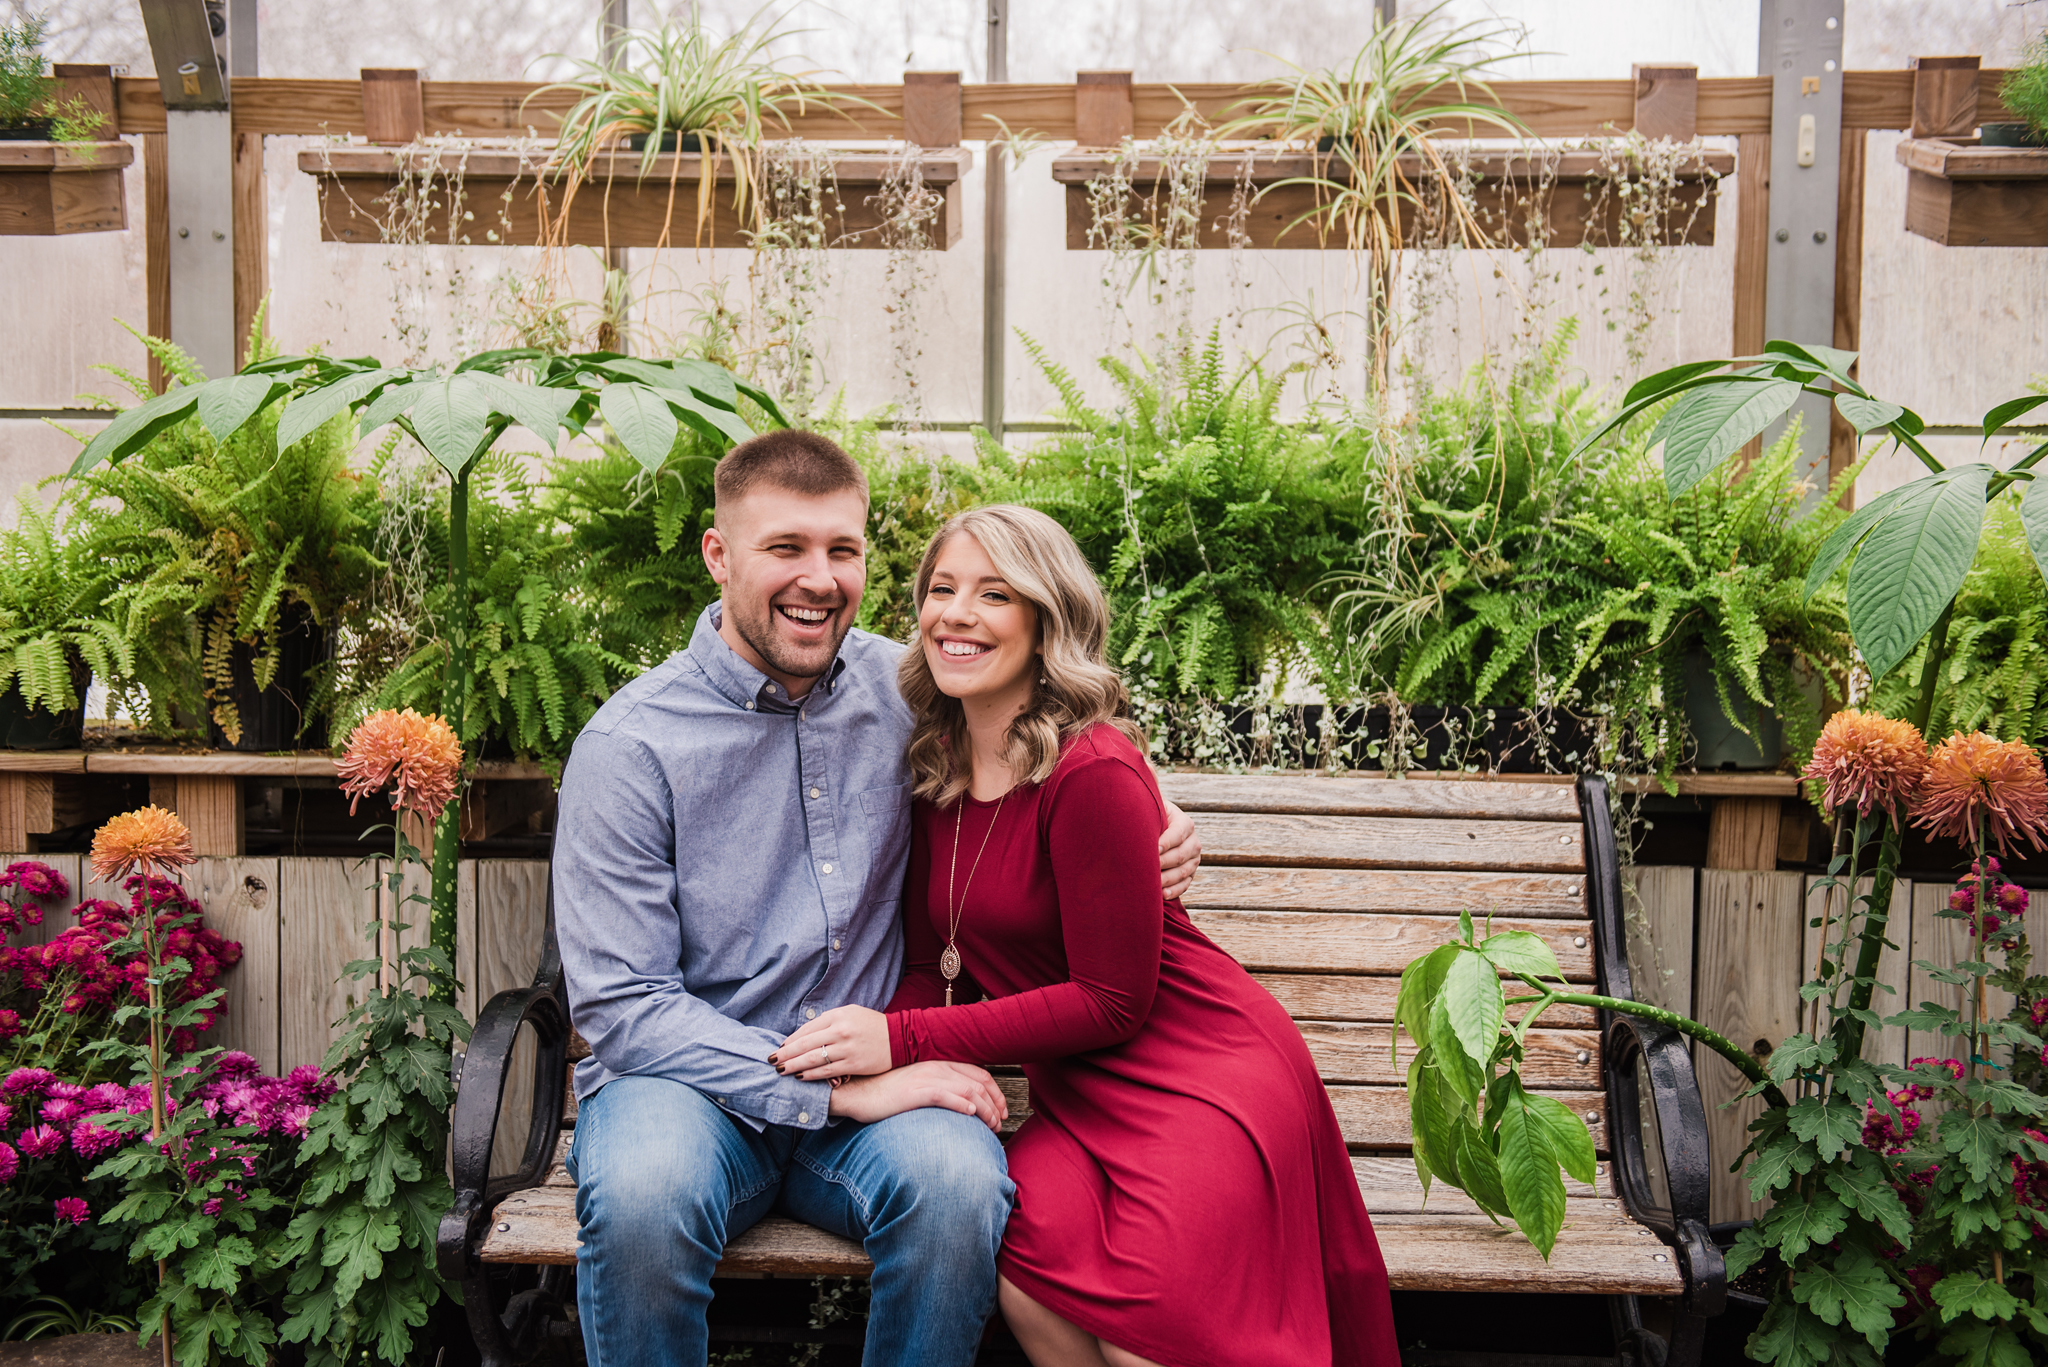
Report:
713,429,869,524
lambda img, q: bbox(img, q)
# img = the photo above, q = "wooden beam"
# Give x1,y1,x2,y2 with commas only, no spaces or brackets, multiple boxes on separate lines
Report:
1910,56,1980,139
232,132,267,369
51,63,118,135
175,776,244,857
1695,871,1805,1222
0,775,56,851
143,132,169,393
1631,64,1697,140
1075,71,1133,147
1705,796,1783,871
360,68,425,146
1827,124,1867,502
901,71,961,148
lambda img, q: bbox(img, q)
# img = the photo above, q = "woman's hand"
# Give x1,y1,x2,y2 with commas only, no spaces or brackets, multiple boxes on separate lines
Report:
827,1061,1009,1132
1159,800,1202,902
772,1004,891,1081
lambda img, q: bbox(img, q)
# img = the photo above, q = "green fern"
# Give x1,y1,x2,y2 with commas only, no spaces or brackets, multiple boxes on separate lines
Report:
0,490,131,714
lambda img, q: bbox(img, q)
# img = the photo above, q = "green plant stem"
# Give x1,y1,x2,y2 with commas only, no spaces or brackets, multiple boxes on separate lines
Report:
428,468,470,1007
1511,975,1790,1108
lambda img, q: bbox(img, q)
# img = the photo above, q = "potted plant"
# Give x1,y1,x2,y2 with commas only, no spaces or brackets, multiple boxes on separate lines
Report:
0,490,129,750
1987,33,2048,147
65,325,379,749
527,6,880,245
0,14,107,143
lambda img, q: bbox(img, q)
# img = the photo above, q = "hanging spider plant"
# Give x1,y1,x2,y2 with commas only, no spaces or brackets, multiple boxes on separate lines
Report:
1221,2,1529,392
527,5,878,249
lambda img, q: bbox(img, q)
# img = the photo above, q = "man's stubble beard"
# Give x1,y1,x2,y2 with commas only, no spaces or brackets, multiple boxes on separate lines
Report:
730,593,854,683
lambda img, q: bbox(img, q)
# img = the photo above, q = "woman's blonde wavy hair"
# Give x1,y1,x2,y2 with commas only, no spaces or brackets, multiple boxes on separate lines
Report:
900,505,1145,807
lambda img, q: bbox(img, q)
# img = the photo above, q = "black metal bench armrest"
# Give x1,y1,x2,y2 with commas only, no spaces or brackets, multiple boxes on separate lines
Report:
436,875,570,1285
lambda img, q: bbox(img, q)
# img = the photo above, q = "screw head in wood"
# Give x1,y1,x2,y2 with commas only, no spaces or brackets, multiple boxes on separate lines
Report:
1654,1253,1669,1262
496,1222,510,1232
1558,834,1572,843
1586,1111,1601,1124
1573,935,1587,948
1576,1050,1590,1064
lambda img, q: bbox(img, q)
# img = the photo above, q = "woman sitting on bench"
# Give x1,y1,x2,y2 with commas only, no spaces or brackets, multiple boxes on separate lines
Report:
773,505,1400,1367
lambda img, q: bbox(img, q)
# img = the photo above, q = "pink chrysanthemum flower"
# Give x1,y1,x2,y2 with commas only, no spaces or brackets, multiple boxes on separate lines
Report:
51,1197,88,1226
1804,710,1929,822
18,1125,62,1159
88,806,194,883
68,1122,119,1159
336,708,463,824
1913,732,2048,854
0,1143,15,1183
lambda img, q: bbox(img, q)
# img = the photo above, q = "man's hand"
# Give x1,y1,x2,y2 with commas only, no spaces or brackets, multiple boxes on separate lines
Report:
1159,799,1202,902
773,1004,891,1081
827,1061,1010,1133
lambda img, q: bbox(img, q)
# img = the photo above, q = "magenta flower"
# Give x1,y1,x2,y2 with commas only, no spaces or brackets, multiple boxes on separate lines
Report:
18,1126,62,1159
38,1099,80,1127
0,1143,16,1183
82,1083,124,1115
69,1123,119,1159
1,1068,53,1097
0,1011,20,1042
202,1197,222,1216
214,1052,259,1080
51,1197,88,1226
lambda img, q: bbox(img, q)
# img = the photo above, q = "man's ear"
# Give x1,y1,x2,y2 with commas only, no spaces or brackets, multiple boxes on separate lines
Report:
702,524,730,586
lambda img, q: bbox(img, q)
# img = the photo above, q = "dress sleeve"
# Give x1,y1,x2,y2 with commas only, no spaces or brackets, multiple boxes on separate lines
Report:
888,755,1164,1066
884,810,950,1012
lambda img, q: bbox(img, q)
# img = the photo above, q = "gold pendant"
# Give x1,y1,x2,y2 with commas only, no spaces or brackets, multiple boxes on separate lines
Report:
939,942,962,982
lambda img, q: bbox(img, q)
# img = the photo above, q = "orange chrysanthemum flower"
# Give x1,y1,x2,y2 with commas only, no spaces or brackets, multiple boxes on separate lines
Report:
337,708,463,824
89,806,195,883
1802,710,1929,822
1912,731,2048,854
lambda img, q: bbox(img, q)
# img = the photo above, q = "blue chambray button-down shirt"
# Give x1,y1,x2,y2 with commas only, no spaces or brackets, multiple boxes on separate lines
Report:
554,602,914,1130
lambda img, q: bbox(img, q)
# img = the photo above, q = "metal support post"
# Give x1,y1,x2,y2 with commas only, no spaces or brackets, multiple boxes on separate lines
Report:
602,0,632,352
141,0,238,379
1757,0,1845,496
981,0,1009,442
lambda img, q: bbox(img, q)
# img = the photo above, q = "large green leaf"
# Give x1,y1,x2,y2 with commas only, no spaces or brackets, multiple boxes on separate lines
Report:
1834,393,1904,436
1843,463,1989,680
276,367,409,451
1982,393,2048,438
356,377,436,440
70,386,200,474
1623,358,1733,408
1406,1050,1461,1197
1394,943,1458,1057
1785,1095,1868,1163
1439,948,1506,1074
1802,476,1924,598
672,388,756,446
1478,929,1561,979
1791,1244,1905,1341
1651,378,1802,496
194,373,285,445
1524,1091,1598,1186
600,382,683,474
1497,1082,1566,1259
465,370,575,453
1450,1118,1510,1218
2020,482,2048,593
408,375,498,477
1764,339,1861,384
1770,1188,1850,1260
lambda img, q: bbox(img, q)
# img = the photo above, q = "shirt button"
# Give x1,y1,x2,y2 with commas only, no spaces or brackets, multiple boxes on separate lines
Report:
805,1009,817,1020
744,699,756,711
821,862,833,873
832,938,841,950
798,1111,810,1124
810,786,821,798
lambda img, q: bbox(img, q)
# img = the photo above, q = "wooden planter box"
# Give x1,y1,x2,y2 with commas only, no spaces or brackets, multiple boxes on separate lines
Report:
297,144,973,250
1050,146,1732,250
1896,136,2048,246
0,140,132,235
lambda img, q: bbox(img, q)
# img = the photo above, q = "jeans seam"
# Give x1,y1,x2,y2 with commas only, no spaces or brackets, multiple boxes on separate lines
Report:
790,1148,873,1228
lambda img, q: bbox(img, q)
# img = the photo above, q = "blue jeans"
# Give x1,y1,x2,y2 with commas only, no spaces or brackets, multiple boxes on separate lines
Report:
567,1076,1014,1367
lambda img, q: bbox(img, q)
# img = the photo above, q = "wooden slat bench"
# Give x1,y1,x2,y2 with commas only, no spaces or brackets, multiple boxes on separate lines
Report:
438,775,1724,1365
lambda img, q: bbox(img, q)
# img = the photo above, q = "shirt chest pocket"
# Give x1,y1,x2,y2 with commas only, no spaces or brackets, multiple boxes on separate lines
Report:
856,782,913,900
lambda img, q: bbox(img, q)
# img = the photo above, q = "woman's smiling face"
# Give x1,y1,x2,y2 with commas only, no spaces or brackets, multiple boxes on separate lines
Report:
918,531,1041,709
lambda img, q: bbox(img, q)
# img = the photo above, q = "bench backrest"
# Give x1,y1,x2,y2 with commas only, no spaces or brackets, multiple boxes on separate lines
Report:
1158,772,1612,1154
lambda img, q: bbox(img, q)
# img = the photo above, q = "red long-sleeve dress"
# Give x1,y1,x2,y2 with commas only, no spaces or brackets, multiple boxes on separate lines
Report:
884,724,1400,1367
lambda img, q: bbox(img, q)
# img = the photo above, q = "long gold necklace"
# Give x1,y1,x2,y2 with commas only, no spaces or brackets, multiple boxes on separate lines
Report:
942,790,1007,1007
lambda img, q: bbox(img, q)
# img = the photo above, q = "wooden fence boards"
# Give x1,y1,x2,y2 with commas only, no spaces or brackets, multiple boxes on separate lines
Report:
187,857,282,1074
1801,875,1912,1069
1623,865,1696,1015
279,858,379,1072
1694,870,1806,1224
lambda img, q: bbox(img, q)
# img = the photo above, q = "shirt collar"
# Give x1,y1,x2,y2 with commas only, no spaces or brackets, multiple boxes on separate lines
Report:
690,602,848,712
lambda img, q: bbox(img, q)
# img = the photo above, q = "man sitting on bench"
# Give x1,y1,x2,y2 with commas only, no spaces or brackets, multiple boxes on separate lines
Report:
553,429,1201,1367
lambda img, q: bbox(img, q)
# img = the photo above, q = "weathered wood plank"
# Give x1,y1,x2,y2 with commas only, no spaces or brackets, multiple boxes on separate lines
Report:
279,857,379,1072
1694,870,1805,1224
187,858,281,1074
1192,813,1585,872
1191,910,1594,978
1157,773,1580,821
1328,1085,1609,1153
1704,796,1781,871
1185,866,1587,918
1248,972,1597,1028
174,775,243,857
1302,1022,1599,1089
1802,875,1910,1069
1623,866,1695,1015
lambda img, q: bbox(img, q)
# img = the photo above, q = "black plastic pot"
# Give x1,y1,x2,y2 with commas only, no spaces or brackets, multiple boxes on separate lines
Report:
1682,652,1783,770
0,677,86,750
1981,122,2048,149
205,603,331,751
0,120,53,141
625,130,706,153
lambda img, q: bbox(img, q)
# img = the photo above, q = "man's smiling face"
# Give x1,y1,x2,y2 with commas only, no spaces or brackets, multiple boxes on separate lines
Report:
702,485,868,695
